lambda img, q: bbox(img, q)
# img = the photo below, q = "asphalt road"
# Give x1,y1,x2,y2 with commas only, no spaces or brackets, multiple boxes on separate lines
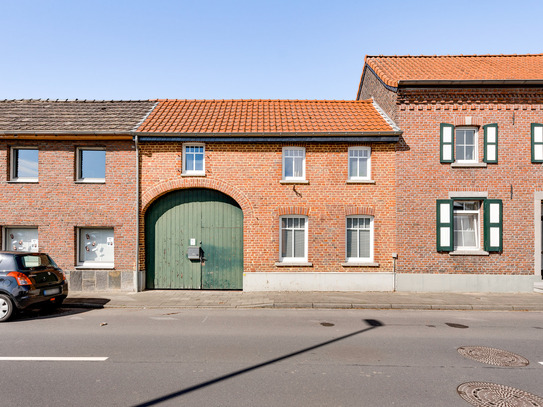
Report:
1,307,542,407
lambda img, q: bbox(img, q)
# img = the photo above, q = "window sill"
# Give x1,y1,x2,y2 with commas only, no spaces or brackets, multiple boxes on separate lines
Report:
280,180,309,184
450,250,489,256
181,173,206,177
75,180,105,184
8,180,39,183
341,262,379,267
75,265,115,270
346,179,375,184
275,262,313,267
451,162,487,168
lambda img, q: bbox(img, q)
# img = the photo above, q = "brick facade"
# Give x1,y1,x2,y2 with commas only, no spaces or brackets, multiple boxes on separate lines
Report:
0,138,138,291
138,141,397,284
361,69,543,291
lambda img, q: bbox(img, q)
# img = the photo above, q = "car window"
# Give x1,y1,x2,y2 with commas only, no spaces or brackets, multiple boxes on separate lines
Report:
16,254,56,270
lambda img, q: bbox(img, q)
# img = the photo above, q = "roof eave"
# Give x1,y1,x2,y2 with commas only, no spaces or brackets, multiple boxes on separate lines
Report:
398,79,543,87
135,130,402,137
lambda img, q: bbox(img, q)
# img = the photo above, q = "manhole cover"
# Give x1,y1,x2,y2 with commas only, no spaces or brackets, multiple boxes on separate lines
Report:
458,346,529,367
457,382,543,406
320,322,334,327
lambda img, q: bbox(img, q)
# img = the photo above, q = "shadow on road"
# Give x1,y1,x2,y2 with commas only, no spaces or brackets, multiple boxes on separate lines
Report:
133,318,384,407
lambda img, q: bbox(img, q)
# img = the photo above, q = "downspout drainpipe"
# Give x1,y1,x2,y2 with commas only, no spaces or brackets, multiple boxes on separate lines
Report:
135,134,141,291
392,253,398,292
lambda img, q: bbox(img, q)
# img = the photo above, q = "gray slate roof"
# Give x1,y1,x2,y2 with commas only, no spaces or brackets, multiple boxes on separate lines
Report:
0,100,157,134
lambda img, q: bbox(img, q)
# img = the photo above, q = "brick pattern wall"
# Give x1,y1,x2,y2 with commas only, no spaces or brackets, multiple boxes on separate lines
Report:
364,77,543,276
0,138,137,290
358,67,398,122
139,142,397,275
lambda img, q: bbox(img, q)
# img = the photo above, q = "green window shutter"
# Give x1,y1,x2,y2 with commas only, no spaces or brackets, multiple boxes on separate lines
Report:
531,123,543,163
436,199,454,251
483,123,498,163
440,123,454,163
484,199,503,252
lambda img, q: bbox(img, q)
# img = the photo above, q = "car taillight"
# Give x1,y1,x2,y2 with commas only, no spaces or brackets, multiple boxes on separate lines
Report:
7,272,32,286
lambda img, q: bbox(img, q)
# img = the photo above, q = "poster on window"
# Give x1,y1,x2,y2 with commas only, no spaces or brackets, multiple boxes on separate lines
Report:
6,228,38,252
80,229,114,264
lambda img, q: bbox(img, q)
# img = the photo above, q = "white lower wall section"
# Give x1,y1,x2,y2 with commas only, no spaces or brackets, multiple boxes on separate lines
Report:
243,272,394,292
396,274,540,293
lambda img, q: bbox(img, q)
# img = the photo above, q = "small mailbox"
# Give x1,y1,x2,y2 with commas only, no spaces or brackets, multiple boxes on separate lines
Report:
187,246,201,260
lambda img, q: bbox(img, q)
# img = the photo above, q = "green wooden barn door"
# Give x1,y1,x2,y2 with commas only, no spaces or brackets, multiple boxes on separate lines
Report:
145,188,243,290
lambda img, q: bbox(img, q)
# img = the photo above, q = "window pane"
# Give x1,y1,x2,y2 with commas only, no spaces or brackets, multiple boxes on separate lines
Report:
359,230,371,258
80,229,114,263
456,144,464,161
80,150,105,179
194,153,204,171
465,146,474,161
465,131,475,145
358,158,368,177
294,229,305,258
293,157,303,177
284,157,293,177
186,154,194,171
347,229,357,258
6,228,38,252
349,157,357,177
281,229,292,258
15,149,38,178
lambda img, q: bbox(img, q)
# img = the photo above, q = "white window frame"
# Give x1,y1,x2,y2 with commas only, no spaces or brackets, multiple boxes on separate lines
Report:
282,147,306,181
182,143,205,176
76,147,106,183
455,127,478,163
77,227,114,268
453,201,480,250
10,147,39,182
279,216,308,263
345,216,374,263
348,147,371,180
4,227,39,252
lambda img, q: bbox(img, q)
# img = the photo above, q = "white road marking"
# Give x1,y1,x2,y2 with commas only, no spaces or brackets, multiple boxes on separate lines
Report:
0,357,108,361
539,362,543,366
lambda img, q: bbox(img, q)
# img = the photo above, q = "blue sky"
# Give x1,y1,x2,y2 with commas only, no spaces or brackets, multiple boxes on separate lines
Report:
1,0,542,100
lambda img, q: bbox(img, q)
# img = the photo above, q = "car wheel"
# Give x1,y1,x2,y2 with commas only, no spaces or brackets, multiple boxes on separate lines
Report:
0,294,14,322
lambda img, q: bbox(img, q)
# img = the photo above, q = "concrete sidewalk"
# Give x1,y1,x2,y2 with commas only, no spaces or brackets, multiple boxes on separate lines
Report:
64,290,543,311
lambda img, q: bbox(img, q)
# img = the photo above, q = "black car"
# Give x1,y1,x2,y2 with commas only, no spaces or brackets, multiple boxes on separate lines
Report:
0,252,68,322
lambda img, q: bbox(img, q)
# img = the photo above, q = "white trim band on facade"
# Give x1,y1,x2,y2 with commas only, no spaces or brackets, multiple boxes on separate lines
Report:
448,191,488,198
395,274,539,293
243,272,394,292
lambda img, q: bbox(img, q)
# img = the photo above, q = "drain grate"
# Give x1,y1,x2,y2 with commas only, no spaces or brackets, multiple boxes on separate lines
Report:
457,382,543,406
458,346,529,367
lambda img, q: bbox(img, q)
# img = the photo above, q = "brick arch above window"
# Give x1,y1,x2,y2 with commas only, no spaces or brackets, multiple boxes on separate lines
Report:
276,206,310,217
141,177,254,217
344,206,375,216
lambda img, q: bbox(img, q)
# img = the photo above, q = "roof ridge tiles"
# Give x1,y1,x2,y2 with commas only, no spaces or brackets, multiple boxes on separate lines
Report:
366,53,543,59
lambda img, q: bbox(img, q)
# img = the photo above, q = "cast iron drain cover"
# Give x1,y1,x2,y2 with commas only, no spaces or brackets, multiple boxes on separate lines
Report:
458,346,529,367
457,382,543,406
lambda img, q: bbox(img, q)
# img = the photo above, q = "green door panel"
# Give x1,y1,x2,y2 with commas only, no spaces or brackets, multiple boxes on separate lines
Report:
145,188,243,290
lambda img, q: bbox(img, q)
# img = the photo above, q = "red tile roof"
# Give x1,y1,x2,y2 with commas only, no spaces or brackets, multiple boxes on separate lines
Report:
365,54,543,87
137,99,397,135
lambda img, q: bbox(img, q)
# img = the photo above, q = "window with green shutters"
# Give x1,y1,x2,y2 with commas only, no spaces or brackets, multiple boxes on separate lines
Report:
440,123,499,164
531,123,543,163
436,198,503,253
